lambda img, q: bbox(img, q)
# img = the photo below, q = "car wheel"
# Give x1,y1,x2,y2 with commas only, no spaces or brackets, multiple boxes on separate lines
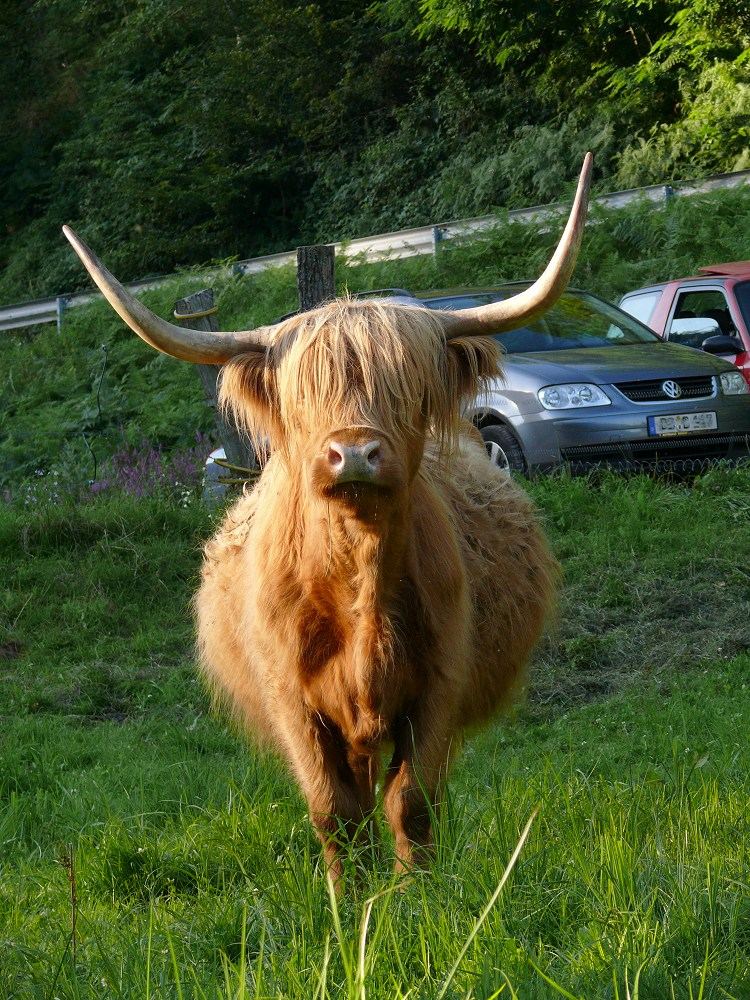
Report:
480,424,527,474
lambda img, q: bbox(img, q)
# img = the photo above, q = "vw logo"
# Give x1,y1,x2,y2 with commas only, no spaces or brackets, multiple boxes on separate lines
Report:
662,379,682,399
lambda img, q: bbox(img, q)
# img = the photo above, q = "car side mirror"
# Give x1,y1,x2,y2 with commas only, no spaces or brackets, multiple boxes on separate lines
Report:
670,317,721,338
701,334,743,354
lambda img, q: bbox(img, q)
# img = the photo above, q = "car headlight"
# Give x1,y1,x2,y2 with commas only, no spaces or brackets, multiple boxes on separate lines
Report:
719,372,748,395
538,384,612,410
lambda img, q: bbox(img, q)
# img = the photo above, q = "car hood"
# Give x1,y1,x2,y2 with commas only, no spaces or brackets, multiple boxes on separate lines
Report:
503,343,730,385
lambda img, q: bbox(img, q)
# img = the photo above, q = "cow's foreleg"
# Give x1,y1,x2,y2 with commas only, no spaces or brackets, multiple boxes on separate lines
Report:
383,688,457,872
276,707,377,884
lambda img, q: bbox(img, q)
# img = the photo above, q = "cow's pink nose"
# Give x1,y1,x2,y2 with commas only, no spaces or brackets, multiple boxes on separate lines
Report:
326,440,381,480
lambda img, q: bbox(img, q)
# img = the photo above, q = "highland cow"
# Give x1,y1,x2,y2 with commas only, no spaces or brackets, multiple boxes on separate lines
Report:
64,153,591,881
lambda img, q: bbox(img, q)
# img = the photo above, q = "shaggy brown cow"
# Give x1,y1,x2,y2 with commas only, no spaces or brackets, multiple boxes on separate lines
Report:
64,154,591,880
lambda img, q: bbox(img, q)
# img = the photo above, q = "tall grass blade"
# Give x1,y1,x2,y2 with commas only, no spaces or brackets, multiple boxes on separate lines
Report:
326,873,353,989
526,958,581,1000
356,897,375,1000
145,904,154,1000
436,807,539,1000
697,939,710,1000
315,934,331,1000
165,921,185,1000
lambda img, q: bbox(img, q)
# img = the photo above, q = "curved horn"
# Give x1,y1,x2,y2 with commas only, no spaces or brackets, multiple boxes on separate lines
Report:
62,226,274,363
443,152,593,339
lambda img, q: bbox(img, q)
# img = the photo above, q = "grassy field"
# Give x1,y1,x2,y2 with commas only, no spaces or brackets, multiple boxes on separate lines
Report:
3,468,750,998
3,170,750,998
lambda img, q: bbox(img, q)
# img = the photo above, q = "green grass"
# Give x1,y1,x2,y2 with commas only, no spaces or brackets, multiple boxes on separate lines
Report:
2,469,750,998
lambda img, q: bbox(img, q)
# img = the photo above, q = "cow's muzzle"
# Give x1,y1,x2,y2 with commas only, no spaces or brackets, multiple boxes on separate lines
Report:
326,439,381,484
310,427,404,502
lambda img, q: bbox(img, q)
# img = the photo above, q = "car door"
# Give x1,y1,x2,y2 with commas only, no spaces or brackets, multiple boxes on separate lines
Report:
663,285,746,359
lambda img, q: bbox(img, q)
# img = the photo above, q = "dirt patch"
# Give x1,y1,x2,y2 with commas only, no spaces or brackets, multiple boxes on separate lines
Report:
36,661,147,723
528,558,750,713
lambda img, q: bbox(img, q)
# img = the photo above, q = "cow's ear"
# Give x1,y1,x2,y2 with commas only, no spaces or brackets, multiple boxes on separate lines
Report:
218,350,282,454
446,336,502,400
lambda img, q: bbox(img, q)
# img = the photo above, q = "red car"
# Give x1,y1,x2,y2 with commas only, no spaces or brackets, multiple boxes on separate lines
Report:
619,262,750,386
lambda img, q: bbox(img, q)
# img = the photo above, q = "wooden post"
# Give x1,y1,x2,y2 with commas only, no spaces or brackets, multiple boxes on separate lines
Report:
296,244,335,310
173,288,254,469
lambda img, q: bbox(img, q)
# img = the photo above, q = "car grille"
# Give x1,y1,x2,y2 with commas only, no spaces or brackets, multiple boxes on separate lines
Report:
560,432,750,475
615,376,715,402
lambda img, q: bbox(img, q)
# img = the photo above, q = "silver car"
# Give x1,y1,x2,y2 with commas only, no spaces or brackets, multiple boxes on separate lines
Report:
205,283,750,495
418,284,750,474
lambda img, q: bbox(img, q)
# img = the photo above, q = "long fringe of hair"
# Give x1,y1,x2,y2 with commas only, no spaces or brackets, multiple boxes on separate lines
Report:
219,298,501,460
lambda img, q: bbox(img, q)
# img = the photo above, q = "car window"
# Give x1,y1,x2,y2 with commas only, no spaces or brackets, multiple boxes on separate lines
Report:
619,290,661,325
666,289,738,347
735,281,750,335
425,290,660,352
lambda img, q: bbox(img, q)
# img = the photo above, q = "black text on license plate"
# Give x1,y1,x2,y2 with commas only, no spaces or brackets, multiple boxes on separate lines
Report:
647,411,717,436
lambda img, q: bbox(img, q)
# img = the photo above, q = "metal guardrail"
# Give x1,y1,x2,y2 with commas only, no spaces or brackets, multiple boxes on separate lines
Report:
2,168,749,333
0,276,166,332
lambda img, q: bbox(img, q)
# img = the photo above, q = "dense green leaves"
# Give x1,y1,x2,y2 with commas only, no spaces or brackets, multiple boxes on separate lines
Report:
0,0,748,303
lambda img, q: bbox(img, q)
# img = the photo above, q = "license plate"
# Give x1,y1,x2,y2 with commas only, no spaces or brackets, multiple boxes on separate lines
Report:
647,411,717,436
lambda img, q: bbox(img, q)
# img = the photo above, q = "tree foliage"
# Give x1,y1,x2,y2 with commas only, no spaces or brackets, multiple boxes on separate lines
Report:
0,0,747,302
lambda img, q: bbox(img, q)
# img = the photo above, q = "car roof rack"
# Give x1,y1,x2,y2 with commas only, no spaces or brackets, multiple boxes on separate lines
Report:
274,288,416,323
698,262,750,277
350,287,414,299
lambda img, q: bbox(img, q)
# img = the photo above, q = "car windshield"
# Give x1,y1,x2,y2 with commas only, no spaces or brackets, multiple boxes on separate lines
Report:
425,289,661,353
